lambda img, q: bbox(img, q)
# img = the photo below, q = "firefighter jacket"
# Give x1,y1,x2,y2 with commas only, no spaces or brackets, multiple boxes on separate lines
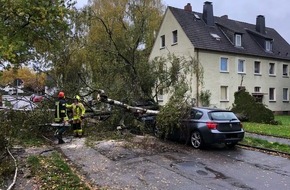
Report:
68,102,85,120
54,98,69,122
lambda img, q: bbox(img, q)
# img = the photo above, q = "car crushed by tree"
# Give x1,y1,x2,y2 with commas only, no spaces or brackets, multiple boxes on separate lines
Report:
155,107,244,149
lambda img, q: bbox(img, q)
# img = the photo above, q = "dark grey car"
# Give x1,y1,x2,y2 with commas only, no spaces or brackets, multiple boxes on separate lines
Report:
180,107,244,149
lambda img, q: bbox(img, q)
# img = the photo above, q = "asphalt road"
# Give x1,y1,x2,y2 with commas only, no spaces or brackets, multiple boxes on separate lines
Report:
60,136,290,190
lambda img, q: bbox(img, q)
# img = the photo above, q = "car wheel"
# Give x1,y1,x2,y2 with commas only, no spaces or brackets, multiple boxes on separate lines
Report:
190,131,204,149
225,142,237,148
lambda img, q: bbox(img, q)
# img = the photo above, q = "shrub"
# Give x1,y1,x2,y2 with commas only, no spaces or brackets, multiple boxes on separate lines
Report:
199,90,211,107
156,84,191,138
231,89,275,124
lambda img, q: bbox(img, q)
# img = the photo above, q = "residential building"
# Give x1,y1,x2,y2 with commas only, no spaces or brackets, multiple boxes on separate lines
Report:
149,1,290,113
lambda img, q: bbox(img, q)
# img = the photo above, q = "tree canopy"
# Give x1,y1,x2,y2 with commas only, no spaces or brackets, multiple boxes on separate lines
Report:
0,0,75,68
0,67,46,92
81,0,165,102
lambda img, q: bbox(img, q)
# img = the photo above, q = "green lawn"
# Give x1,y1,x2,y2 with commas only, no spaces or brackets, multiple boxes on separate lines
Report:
240,115,290,153
242,115,290,139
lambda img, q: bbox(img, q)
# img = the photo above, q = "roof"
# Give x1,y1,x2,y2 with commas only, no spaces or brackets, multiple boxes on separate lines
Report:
169,6,290,61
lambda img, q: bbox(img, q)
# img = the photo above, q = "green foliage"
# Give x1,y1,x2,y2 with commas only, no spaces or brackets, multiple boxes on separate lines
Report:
231,89,275,124
150,54,194,101
0,107,54,149
274,115,290,125
156,83,191,138
83,0,165,102
241,137,290,154
27,155,41,173
0,155,14,187
27,152,90,190
0,0,75,66
243,121,290,138
199,90,211,107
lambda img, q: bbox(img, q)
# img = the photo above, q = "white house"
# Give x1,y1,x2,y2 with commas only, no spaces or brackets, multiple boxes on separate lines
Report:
149,1,290,113
3,85,24,95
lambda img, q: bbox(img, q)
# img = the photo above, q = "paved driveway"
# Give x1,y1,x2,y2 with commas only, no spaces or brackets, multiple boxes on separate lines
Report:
60,135,290,190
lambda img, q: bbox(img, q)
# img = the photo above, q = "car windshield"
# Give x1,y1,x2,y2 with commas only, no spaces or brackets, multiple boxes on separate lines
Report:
209,111,238,121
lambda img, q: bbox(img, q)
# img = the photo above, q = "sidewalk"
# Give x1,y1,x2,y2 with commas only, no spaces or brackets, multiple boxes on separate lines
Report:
246,132,290,146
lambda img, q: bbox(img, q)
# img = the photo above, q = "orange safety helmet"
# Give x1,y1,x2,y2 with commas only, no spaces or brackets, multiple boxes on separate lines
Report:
58,91,65,98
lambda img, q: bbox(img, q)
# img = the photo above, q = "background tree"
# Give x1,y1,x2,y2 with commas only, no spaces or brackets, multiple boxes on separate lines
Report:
82,0,165,103
0,0,75,68
43,5,94,98
0,67,46,92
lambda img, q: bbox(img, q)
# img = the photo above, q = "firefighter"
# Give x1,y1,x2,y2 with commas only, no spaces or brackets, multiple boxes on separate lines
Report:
54,91,69,144
68,95,86,137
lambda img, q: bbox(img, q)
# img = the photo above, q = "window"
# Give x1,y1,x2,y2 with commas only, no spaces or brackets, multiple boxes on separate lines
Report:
160,35,165,48
172,30,178,44
235,34,242,47
254,61,261,74
190,110,203,119
265,40,272,52
157,88,164,102
283,64,288,76
283,88,289,101
254,86,261,92
238,59,245,73
220,86,228,101
210,33,221,40
269,63,275,75
269,88,275,101
210,112,238,120
220,57,228,72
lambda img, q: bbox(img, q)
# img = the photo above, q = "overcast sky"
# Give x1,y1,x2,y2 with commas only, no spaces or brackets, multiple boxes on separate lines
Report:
76,0,290,44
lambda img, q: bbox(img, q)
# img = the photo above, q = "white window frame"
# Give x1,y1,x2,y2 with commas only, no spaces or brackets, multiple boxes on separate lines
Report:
269,88,276,101
265,40,272,52
160,35,165,48
237,59,245,73
283,64,289,76
220,57,228,72
220,86,229,101
283,88,289,101
157,94,164,102
157,88,164,102
254,61,261,74
254,86,261,92
235,34,242,47
269,62,275,75
172,30,178,44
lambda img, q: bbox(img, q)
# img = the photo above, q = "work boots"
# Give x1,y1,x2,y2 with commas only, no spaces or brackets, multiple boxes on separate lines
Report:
58,139,65,144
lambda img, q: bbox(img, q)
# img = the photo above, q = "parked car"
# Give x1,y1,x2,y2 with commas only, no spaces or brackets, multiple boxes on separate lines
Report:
132,99,159,128
30,94,44,103
156,107,244,149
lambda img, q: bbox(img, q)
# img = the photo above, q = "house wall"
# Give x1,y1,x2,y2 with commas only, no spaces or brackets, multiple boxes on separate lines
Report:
149,9,195,59
149,9,290,112
149,9,197,104
197,51,290,112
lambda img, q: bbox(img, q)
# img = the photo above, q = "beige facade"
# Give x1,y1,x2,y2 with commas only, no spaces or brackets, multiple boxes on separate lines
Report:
149,8,290,112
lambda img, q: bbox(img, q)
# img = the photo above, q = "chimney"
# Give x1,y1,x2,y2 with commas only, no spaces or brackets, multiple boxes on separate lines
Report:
256,15,266,34
184,3,192,12
203,1,214,26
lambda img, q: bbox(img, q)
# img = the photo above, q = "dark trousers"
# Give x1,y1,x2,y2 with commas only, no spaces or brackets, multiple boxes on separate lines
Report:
72,122,81,131
55,124,68,143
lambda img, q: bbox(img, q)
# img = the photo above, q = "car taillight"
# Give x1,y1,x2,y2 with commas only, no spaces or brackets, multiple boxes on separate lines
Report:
206,122,217,130
240,123,243,128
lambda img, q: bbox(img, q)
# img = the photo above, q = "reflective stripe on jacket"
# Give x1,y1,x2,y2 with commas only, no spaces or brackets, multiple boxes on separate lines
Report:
69,102,85,120
54,99,68,122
